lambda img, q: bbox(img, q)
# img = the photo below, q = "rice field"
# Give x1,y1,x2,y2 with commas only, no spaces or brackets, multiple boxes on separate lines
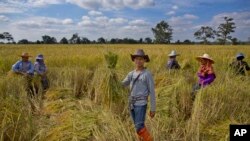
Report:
0,44,250,141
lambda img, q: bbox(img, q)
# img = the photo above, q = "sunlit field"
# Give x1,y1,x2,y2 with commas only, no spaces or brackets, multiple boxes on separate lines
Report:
0,44,249,141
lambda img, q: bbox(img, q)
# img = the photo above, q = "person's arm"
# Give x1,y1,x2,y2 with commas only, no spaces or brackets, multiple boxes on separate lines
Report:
27,62,34,75
201,73,216,85
244,62,250,71
167,60,173,69
12,61,21,73
146,72,156,117
34,63,43,75
122,72,132,87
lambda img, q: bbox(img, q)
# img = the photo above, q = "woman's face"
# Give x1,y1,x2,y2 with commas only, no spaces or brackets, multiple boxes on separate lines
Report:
200,59,211,65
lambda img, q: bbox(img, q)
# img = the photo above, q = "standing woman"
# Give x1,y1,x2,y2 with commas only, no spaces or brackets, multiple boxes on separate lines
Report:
34,54,49,96
122,49,156,141
192,54,216,98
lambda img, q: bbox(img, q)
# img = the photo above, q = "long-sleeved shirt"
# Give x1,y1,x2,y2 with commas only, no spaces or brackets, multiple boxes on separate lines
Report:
122,69,156,112
12,60,34,74
230,60,250,75
198,72,216,87
34,61,47,75
166,59,181,69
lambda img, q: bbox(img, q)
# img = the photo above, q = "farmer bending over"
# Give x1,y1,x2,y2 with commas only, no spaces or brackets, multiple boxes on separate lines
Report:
192,53,216,99
230,53,250,75
122,49,156,141
34,54,49,96
12,52,35,97
166,50,181,70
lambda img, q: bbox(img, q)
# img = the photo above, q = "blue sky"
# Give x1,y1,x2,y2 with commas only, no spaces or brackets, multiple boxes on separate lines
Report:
0,0,249,42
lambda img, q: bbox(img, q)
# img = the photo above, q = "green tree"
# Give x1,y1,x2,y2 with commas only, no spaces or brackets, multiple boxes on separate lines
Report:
194,26,216,44
144,37,152,44
60,37,68,44
152,21,173,44
42,35,57,44
217,17,236,45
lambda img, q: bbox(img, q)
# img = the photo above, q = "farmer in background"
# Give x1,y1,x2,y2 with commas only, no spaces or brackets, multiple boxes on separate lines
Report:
34,54,49,96
192,54,216,99
122,49,156,141
230,53,250,75
166,50,181,70
12,52,35,96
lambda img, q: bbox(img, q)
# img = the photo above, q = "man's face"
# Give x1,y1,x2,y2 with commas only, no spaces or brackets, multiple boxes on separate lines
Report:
170,56,176,60
22,57,29,62
134,57,145,68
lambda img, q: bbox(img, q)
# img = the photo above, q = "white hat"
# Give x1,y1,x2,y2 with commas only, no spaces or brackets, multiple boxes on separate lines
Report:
168,50,180,57
196,53,214,64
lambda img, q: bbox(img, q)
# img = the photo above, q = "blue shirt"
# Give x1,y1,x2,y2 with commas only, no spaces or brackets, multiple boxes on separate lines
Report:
34,61,47,75
122,69,156,112
12,60,34,74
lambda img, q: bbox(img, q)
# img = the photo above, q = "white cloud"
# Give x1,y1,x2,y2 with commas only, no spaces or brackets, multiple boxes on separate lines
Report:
0,15,9,22
62,18,74,25
88,10,103,16
109,18,128,24
66,0,155,10
166,11,175,15
129,19,149,26
172,5,178,10
13,16,74,29
27,0,64,7
82,16,90,20
210,12,250,29
168,14,198,26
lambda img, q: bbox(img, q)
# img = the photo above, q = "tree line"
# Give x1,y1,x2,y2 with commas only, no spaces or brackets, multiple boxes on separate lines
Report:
0,16,249,45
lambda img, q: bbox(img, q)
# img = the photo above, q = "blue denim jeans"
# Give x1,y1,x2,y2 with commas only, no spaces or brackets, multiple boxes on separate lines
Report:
130,104,147,132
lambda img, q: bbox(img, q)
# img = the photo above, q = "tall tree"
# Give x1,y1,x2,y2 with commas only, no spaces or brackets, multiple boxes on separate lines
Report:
69,33,81,44
97,37,106,44
81,37,90,44
42,35,57,44
60,37,68,44
2,32,14,43
217,17,236,45
18,39,29,44
194,26,216,44
152,21,173,44
144,37,152,44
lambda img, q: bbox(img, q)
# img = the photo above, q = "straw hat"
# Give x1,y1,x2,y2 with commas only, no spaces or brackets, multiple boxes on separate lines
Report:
196,53,214,64
168,50,180,57
20,52,32,58
131,49,150,62
36,54,44,60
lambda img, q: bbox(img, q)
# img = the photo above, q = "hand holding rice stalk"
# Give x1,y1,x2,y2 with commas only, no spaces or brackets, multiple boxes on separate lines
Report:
102,51,126,112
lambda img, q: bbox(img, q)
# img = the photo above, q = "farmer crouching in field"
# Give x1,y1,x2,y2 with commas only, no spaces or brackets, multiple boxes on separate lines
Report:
34,54,49,97
12,52,35,97
166,50,181,70
230,53,250,76
192,54,216,99
122,49,156,141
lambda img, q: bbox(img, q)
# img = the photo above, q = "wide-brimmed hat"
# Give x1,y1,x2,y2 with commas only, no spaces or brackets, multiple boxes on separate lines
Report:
236,53,245,59
131,49,150,62
20,52,32,58
36,54,44,60
196,53,214,64
168,50,180,57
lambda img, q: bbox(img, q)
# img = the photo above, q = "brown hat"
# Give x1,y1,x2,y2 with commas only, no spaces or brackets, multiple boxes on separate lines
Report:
196,53,214,64
20,52,32,58
130,49,150,62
